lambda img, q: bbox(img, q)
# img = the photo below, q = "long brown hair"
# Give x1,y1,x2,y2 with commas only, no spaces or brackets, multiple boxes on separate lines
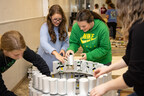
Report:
47,4,67,43
0,30,26,51
117,0,144,40
76,9,105,23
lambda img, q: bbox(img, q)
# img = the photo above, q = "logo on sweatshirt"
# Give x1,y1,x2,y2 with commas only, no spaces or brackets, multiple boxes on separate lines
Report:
80,33,97,44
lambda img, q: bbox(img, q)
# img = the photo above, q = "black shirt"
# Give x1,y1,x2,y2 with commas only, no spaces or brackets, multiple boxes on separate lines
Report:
0,47,50,96
123,19,144,96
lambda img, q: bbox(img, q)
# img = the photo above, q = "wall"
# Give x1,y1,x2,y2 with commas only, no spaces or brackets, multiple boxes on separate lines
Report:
0,0,45,90
0,0,43,23
70,0,77,13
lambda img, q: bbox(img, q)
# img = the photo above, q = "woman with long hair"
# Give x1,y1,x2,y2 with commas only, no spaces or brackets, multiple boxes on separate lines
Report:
37,4,69,72
90,0,144,96
0,30,50,95
66,9,112,65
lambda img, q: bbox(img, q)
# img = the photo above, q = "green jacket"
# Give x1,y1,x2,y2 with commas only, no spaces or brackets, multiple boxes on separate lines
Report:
67,19,112,64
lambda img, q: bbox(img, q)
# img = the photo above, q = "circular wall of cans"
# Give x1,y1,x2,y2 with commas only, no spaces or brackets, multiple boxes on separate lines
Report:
29,60,114,96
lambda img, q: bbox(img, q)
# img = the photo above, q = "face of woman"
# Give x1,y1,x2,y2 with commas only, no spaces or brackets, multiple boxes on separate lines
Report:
77,21,92,32
4,49,25,60
51,13,62,26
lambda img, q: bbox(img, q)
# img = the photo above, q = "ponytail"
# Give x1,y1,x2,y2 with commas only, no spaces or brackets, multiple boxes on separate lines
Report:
90,11,105,23
77,9,105,23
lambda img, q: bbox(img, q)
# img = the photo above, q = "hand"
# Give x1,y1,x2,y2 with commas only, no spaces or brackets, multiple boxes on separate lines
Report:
93,66,109,78
59,49,66,57
79,53,87,60
66,50,74,57
52,50,67,63
90,84,107,96
55,54,67,64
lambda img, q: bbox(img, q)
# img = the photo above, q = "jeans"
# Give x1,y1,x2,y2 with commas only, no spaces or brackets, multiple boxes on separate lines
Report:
107,22,117,39
128,92,138,96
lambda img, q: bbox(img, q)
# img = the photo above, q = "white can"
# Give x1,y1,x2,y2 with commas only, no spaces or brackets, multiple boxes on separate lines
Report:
38,75,46,91
67,78,76,96
68,53,74,65
79,78,89,96
33,73,42,90
42,77,51,93
96,75,104,86
87,77,96,92
49,78,58,95
57,78,67,95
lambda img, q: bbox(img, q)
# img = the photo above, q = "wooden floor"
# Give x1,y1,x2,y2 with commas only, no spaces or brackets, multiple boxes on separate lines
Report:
120,92,133,96
14,78,30,96
13,40,134,96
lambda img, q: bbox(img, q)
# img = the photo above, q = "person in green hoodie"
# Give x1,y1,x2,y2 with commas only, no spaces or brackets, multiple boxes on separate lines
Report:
66,9,112,65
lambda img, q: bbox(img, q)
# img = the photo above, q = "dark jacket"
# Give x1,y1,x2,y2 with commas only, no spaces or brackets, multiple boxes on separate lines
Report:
123,19,144,96
0,47,50,96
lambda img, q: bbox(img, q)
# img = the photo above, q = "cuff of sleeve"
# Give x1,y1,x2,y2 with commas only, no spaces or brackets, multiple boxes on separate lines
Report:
123,72,134,87
48,48,56,55
67,47,75,53
86,53,91,61
45,72,51,76
61,47,66,52
122,55,129,65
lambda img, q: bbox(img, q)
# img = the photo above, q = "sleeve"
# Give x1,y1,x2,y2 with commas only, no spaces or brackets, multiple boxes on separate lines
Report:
122,55,129,65
39,23,56,54
61,26,69,52
67,24,80,53
123,24,144,87
122,26,133,65
122,46,130,65
86,25,111,61
23,47,50,76
0,73,16,96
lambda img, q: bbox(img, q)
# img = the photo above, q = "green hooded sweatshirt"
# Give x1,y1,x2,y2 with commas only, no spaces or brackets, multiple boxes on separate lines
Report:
67,19,112,64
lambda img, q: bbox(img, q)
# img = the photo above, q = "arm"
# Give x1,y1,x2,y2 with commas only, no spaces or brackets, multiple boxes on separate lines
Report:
61,36,69,52
90,76,128,96
109,59,127,71
0,73,16,96
94,59,127,78
106,15,109,19
39,23,56,54
86,27,111,61
67,24,80,53
23,47,50,76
